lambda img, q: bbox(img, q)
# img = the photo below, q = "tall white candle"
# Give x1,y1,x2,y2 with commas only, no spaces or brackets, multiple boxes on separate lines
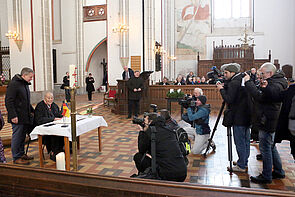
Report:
56,152,66,170
69,64,77,88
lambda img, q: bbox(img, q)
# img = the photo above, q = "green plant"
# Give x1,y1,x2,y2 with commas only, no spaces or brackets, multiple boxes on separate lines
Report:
166,89,185,98
86,107,93,115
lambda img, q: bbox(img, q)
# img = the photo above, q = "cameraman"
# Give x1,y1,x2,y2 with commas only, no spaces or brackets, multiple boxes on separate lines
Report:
181,87,204,125
187,95,212,154
216,63,251,172
133,114,187,182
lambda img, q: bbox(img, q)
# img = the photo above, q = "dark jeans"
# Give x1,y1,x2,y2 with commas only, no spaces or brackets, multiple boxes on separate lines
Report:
259,130,285,180
87,91,93,101
133,152,151,173
128,99,140,117
233,125,250,169
65,89,71,102
11,124,27,161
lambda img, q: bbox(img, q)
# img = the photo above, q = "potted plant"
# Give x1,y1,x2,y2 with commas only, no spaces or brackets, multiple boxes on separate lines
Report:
86,107,93,118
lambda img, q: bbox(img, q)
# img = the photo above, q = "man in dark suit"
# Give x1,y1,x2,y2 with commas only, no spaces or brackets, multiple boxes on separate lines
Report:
159,77,170,85
122,66,134,80
127,71,144,118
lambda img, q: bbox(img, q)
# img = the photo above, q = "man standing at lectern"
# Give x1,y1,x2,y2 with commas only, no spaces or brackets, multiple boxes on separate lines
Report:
127,71,144,119
122,66,134,80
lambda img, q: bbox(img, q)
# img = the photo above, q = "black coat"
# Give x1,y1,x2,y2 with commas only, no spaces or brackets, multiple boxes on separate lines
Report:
34,100,63,126
122,68,134,80
86,77,95,92
245,72,288,132
127,77,144,100
5,74,34,124
138,118,187,181
220,73,251,126
63,76,69,87
275,84,295,143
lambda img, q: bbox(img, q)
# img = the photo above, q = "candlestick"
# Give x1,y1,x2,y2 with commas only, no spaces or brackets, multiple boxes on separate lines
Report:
69,64,77,88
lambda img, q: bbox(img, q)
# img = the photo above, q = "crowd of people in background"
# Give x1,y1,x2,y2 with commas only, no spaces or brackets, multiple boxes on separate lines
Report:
159,72,208,86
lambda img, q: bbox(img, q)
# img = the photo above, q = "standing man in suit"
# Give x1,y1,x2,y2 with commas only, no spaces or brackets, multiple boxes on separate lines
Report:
122,66,134,80
86,73,95,101
63,72,70,102
127,71,144,118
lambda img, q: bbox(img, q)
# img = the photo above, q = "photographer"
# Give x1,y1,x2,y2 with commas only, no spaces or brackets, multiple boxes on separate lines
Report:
186,95,212,154
216,63,251,173
133,114,187,182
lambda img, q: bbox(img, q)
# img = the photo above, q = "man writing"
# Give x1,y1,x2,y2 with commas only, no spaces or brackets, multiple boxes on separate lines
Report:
216,63,251,172
5,67,35,165
244,63,287,183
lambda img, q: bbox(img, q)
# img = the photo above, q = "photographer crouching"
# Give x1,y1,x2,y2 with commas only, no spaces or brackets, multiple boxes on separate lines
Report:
132,113,187,182
186,95,213,154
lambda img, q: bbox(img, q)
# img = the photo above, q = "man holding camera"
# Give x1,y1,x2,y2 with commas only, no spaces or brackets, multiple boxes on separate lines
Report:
186,95,212,154
133,114,187,182
216,63,251,172
244,63,287,184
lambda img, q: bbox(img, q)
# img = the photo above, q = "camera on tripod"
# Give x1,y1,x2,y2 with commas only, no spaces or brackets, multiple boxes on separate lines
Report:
178,94,197,109
132,104,158,127
207,66,224,84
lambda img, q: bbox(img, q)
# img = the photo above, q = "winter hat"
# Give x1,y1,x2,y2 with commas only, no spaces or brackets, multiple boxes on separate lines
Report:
224,63,241,73
197,95,207,105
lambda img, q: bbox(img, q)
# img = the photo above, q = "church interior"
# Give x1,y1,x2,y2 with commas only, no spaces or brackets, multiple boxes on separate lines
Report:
0,0,295,196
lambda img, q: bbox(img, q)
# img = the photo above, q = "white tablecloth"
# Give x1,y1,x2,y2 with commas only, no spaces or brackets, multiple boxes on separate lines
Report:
30,115,108,141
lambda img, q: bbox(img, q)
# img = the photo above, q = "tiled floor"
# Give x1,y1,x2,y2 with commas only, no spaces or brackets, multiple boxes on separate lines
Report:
1,92,295,192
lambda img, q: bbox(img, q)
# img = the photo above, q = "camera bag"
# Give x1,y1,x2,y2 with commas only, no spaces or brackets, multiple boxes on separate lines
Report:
222,109,233,127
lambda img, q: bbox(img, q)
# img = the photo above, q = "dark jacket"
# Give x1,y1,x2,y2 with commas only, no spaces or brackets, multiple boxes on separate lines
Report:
127,77,144,100
5,74,34,124
86,77,95,92
275,84,295,143
63,75,69,87
34,100,63,126
220,73,251,126
159,81,170,85
245,72,288,132
138,117,187,181
122,68,134,80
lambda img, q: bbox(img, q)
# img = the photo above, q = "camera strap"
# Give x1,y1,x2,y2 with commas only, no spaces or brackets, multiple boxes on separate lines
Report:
150,126,157,176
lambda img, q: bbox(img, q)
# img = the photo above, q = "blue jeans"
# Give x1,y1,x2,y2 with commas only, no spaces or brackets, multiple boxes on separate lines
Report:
259,130,285,180
233,125,250,169
11,124,27,161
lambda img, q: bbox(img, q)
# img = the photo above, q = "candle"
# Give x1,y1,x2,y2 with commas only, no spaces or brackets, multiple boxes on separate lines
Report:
69,64,77,88
56,152,66,170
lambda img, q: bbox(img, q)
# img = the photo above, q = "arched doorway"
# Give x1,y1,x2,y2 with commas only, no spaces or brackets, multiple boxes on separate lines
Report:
85,37,107,91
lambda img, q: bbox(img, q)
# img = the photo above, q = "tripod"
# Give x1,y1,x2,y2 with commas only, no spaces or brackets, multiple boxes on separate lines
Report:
202,101,233,174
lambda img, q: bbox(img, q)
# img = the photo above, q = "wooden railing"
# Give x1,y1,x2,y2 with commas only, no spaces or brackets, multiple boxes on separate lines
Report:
0,164,294,197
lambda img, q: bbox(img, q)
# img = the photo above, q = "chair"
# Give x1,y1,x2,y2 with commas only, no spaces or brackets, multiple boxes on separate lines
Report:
103,87,116,106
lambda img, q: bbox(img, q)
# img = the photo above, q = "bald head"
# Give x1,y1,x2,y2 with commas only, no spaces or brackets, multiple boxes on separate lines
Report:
44,91,54,105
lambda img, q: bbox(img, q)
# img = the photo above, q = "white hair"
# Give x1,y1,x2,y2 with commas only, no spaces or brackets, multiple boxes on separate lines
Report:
44,91,53,99
260,62,277,73
194,87,203,95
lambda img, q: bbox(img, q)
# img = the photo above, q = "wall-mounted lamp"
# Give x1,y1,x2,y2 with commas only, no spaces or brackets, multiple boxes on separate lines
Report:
154,41,165,55
5,31,20,40
168,55,177,61
112,24,129,33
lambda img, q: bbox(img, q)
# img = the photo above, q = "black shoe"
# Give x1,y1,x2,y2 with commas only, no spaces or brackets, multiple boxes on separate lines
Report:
250,174,272,184
50,153,56,162
130,173,138,178
272,171,285,179
256,154,262,160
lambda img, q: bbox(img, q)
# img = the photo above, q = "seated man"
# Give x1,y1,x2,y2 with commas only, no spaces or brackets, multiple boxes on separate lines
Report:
34,91,63,161
133,114,187,182
159,77,170,85
187,95,213,154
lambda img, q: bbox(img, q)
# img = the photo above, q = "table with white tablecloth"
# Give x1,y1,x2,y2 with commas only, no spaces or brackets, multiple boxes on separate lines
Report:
30,115,108,170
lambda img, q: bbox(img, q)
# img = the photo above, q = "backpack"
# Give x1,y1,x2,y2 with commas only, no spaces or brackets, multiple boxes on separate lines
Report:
174,126,191,157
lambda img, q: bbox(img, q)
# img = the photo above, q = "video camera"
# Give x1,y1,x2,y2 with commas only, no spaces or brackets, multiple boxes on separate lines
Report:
207,66,224,84
178,94,197,109
132,104,158,127
241,70,251,78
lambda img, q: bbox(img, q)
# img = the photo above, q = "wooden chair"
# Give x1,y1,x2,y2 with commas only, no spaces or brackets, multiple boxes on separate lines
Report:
103,87,116,106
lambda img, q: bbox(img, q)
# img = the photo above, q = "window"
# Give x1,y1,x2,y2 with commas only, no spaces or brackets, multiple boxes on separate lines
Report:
212,0,253,33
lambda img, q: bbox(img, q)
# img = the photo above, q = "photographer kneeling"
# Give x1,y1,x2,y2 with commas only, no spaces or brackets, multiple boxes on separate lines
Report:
133,113,187,182
187,95,212,154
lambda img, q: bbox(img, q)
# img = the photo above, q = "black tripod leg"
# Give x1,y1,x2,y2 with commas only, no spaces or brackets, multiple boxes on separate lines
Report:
203,101,225,157
227,127,233,175
25,134,31,155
